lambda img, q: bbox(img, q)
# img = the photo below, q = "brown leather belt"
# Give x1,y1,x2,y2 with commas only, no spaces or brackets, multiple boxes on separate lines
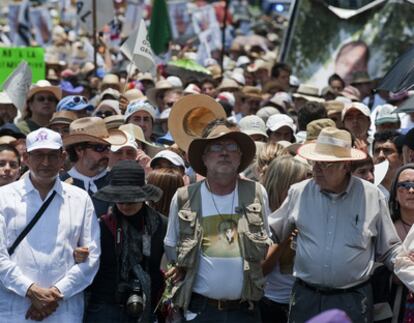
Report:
191,293,253,311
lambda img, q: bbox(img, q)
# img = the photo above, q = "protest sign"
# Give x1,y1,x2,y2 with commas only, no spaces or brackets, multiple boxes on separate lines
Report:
76,0,114,32
2,61,32,112
0,48,45,87
168,1,195,43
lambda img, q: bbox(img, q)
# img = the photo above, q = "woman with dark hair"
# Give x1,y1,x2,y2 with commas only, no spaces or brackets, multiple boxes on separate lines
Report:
378,164,414,322
84,160,167,323
0,143,21,186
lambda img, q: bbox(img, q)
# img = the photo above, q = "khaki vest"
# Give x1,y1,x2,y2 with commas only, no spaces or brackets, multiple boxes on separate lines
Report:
171,178,272,311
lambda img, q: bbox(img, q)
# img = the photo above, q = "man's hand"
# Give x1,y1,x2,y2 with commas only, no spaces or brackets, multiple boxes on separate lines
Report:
165,266,186,285
25,304,50,321
26,284,63,312
73,246,89,264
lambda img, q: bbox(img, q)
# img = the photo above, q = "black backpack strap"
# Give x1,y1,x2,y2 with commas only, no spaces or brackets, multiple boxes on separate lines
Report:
8,191,57,256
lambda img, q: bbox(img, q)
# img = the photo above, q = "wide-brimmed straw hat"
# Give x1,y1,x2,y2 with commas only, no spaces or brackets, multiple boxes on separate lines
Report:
188,124,256,176
146,80,174,106
94,160,162,203
27,80,62,101
298,127,366,161
63,117,127,147
168,94,227,152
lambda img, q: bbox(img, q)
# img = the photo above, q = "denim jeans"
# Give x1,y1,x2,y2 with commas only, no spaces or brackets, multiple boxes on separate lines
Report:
185,293,261,323
84,303,135,323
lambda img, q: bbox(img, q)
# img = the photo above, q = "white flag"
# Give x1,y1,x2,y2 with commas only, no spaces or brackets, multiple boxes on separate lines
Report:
2,61,32,112
76,0,114,32
121,19,156,75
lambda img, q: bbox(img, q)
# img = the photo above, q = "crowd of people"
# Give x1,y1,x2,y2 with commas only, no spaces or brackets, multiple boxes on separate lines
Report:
1,1,414,323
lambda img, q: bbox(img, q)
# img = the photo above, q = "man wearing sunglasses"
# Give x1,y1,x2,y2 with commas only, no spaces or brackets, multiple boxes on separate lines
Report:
269,127,401,322
61,117,127,216
164,119,272,322
17,80,62,135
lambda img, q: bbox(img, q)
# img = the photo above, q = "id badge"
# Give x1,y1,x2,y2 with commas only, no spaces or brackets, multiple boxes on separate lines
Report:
142,233,151,257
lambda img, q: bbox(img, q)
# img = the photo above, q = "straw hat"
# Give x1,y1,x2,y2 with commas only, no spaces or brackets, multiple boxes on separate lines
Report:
119,123,162,157
241,86,263,100
104,115,125,130
305,118,336,142
49,110,77,126
63,117,127,147
146,80,174,106
123,89,145,102
217,78,240,92
325,100,344,117
292,84,324,103
27,80,62,101
168,94,226,152
188,124,256,176
298,127,366,161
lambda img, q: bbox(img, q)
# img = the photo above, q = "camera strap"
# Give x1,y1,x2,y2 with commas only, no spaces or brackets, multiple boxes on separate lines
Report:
8,190,57,256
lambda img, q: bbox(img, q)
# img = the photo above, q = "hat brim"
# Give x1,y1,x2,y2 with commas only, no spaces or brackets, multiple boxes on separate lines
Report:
28,86,62,101
146,86,172,106
293,94,325,103
297,143,366,161
188,131,256,176
94,184,162,203
169,94,227,152
63,129,127,147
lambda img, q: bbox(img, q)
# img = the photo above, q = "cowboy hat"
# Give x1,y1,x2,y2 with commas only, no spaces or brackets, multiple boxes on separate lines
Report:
298,127,366,161
94,160,162,203
188,124,256,176
49,110,77,126
63,117,127,147
168,94,227,152
119,123,162,157
146,80,174,107
27,80,62,101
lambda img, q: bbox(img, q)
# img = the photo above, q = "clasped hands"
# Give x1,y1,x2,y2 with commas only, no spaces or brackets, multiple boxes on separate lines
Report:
25,284,63,321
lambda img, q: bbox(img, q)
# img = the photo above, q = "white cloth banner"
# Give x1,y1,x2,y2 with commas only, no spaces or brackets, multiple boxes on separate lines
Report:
76,0,114,32
3,61,32,112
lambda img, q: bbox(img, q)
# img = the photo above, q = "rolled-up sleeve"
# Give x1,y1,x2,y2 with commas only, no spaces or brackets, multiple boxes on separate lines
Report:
54,197,101,298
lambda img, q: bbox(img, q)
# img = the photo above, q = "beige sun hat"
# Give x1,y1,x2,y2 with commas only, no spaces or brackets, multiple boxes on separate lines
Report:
305,118,336,142
168,94,227,152
292,84,324,103
298,127,366,161
119,123,162,157
146,80,174,106
217,78,240,92
27,80,62,101
63,117,127,147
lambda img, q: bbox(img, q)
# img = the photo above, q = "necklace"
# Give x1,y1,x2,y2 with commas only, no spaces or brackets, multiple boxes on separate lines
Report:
205,180,237,244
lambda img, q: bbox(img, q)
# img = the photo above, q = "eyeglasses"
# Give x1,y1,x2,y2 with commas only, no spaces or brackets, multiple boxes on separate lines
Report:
84,144,110,153
165,101,175,108
397,181,414,191
35,95,57,103
0,160,19,169
206,143,240,153
310,161,337,169
29,151,61,163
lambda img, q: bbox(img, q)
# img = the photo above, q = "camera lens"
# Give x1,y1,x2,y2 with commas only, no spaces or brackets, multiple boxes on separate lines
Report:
126,294,144,318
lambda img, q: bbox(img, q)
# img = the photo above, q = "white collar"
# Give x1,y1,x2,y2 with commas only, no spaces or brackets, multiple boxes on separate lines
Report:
68,167,107,193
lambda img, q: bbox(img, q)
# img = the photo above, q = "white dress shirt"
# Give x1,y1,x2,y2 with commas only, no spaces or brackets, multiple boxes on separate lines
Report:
269,176,401,289
0,175,100,323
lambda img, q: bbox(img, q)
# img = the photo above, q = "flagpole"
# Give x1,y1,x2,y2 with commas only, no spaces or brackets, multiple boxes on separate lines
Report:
92,0,98,75
220,0,230,72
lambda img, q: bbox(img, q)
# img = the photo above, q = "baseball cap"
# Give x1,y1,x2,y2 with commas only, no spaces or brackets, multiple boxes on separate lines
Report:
150,150,185,169
266,114,296,132
239,115,268,138
26,128,62,152
125,100,157,121
57,95,94,112
341,102,370,121
374,104,399,125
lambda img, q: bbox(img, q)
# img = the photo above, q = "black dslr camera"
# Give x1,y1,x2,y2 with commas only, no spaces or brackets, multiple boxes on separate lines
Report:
116,265,148,319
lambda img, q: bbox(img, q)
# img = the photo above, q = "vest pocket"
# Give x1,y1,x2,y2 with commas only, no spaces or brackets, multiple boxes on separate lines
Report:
178,210,197,236
240,231,270,262
177,238,199,268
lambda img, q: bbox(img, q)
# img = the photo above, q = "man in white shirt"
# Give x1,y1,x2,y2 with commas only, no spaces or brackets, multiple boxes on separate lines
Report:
0,128,100,322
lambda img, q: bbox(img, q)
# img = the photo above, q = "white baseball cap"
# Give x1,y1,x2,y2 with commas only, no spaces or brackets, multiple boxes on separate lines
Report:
26,128,63,152
239,115,268,138
150,150,185,169
341,102,371,121
266,114,297,132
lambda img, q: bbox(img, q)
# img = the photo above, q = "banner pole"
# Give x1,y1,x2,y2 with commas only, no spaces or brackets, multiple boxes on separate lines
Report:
92,0,98,75
220,0,230,72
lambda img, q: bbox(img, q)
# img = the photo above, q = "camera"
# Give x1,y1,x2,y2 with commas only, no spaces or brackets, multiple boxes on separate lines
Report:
116,280,145,318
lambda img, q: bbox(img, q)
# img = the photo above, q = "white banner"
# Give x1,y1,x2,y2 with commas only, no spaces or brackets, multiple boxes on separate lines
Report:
3,61,32,112
76,0,114,32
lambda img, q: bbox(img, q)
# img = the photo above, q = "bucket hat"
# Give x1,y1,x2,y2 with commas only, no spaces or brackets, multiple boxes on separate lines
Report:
298,127,366,161
94,160,162,203
188,124,256,176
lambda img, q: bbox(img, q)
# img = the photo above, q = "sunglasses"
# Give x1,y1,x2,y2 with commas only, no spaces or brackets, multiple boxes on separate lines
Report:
206,143,240,153
165,101,175,108
84,144,110,153
65,96,88,108
35,95,57,103
397,181,414,191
